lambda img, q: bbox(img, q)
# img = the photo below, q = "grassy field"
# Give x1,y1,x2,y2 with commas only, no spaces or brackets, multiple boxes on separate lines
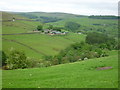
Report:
2,51,118,88
2,33,86,59
2,20,41,34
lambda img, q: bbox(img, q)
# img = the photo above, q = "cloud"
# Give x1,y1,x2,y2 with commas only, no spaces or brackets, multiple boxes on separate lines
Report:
0,0,119,15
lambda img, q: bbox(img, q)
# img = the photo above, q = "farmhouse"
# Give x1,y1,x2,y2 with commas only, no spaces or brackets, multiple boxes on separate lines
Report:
51,31,61,34
44,29,51,34
77,32,82,34
12,17,15,22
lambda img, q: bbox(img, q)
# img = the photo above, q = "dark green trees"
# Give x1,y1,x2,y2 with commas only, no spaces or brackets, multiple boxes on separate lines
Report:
44,42,108,65
65,22,80,31
48,25,53,30
1,51,7,66
37,25,43,31
86,32,117,50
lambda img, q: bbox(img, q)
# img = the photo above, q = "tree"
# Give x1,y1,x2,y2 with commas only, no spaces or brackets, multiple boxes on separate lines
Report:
53,27,62,32
47,25,53,30
65,22,80,31
86,32,115,44
0,51,7,66
2,51,7,66
7,50,28,69
37,25,43,31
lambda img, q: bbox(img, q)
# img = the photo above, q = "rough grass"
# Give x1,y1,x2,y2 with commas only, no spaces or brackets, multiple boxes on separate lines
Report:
2,51,118,88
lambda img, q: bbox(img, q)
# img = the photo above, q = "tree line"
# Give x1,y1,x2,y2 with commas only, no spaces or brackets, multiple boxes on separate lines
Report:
88,15,119,19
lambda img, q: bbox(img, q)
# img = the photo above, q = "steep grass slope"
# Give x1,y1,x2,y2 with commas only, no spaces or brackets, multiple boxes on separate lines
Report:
3,33,86,59
2,20,41,34
2,51,118,88
1,12,27,21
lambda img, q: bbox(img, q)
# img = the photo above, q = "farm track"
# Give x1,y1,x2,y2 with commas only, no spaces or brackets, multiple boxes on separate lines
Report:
2,38,46,56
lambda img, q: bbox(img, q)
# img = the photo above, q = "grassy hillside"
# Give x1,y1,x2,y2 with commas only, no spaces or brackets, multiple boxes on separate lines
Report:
2,12,118,59
16,12,118,37
2,51,118,88
2,12,118,88
2,12,86,59
2,33,86,59
15,12,85,19
1,12,27,21
2,20,41,34
2,11,118,37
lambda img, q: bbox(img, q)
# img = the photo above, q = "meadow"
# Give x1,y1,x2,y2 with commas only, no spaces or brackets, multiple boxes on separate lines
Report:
2,50,118,88
2,33,86,59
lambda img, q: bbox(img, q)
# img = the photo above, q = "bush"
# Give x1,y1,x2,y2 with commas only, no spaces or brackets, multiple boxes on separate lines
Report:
6,50,29,69
1,51,7,66
37,25,43,31
27,58,41,68
46,42,109,65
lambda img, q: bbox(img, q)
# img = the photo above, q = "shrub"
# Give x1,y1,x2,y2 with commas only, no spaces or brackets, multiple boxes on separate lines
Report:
48,42,109,65
27,58,40,68
1,51,7,66
6,50,29,69
37,25,43,31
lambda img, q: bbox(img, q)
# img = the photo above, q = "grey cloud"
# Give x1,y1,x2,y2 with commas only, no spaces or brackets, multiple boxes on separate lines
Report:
0,0,119,15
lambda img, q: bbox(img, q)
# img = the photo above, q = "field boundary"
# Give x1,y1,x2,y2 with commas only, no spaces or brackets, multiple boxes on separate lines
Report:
0,19,37,22
2,38,46,56
0,32,40,35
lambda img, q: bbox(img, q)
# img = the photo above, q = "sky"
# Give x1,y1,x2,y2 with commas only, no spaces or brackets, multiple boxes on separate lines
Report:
0,0,119,15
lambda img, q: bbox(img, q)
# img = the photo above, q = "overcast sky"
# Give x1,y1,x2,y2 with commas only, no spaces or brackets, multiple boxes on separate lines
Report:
0,0,119,15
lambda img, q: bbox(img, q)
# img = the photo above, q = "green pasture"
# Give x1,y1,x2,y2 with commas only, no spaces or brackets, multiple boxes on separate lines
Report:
2,33,86,59
2,20,41,34
2,51,118,88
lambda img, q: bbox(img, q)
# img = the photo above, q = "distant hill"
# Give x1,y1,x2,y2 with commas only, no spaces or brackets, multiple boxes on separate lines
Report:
13,12,87,19
1,11,28,21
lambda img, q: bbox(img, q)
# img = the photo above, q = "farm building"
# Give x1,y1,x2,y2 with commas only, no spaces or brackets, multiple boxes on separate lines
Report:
44,29,51,34
51,31,61,34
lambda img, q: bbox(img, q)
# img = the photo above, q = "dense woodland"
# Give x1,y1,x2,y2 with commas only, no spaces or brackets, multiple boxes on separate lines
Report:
88,15,119,19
